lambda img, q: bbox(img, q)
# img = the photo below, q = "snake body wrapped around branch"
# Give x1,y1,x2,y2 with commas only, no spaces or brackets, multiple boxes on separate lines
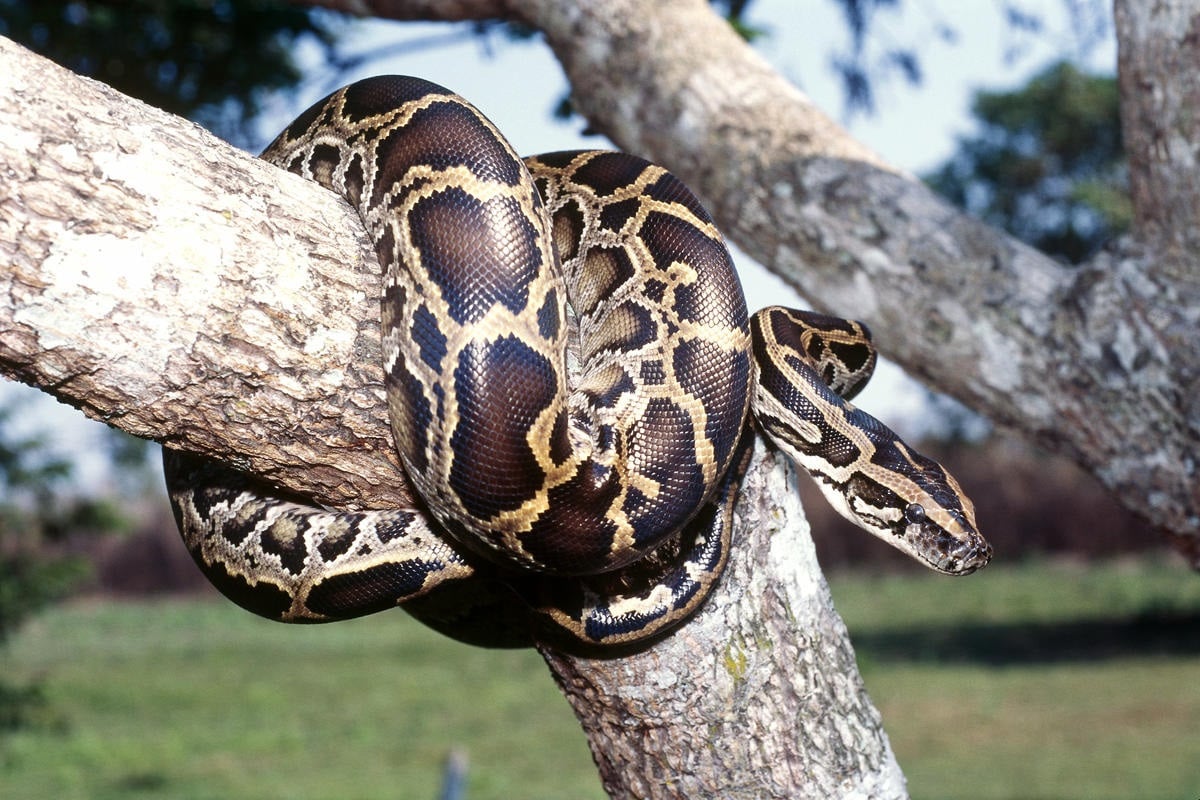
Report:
164,76,991,647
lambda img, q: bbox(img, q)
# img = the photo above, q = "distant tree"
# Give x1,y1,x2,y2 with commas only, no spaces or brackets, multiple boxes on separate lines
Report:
925,60,1130,263
0,0,344,145
0,399,131,731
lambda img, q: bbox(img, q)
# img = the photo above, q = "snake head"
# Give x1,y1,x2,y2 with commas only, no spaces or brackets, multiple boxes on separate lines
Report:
831,440,992,575
750,305,992,575
896,492,991,575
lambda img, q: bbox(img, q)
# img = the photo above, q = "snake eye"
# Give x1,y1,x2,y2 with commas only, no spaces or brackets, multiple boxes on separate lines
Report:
904,503,927,524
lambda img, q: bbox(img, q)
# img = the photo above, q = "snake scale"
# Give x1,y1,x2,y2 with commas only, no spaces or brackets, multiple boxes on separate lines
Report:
164,76,992,647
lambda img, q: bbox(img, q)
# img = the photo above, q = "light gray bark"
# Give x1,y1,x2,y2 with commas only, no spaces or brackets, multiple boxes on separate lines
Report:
0,36,906,798
0,38,414,510
1112,0,1200,563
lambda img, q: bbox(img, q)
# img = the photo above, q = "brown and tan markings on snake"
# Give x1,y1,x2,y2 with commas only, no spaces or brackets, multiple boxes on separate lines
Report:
164,76,991,646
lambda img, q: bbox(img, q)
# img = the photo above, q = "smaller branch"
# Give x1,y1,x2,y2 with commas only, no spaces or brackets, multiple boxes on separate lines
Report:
518,0,1200,553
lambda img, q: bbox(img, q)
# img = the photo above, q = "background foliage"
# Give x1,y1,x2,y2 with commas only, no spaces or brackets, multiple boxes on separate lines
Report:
925,60,1128,262
0,401,128,730
0,0,343,145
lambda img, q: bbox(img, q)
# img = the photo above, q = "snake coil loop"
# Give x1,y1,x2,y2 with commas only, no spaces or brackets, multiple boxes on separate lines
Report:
165,76,991,646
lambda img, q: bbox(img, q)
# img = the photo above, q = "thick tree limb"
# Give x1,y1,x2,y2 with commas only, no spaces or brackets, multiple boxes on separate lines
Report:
294,0,1200,558
1,37,907,798
0,36,414,510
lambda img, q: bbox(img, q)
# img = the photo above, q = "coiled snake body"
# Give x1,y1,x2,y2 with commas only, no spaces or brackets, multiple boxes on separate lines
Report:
165,76,991,646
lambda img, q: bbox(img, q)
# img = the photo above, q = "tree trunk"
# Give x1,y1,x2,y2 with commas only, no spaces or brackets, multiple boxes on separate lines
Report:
541,439,905,798
0,36,907,797
303,0,1200,560
1113,0,1200,563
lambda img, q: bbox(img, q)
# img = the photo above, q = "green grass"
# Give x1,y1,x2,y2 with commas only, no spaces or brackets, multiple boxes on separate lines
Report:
828,555,1200,800
2,556,1198,799
0,602,606,800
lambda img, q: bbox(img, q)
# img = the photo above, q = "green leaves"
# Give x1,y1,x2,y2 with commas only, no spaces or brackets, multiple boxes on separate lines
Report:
0,0,344,146
925,61,1129,263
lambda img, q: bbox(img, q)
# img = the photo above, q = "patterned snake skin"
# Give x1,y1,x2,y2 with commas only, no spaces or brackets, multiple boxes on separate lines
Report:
164,76,991,646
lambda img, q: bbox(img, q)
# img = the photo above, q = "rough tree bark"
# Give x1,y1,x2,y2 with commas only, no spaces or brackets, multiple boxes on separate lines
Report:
1,36,905,798
0,37,412,512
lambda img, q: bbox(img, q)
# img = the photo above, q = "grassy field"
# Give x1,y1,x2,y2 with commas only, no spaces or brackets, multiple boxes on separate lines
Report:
2,556,1198,799
828,556,1200,800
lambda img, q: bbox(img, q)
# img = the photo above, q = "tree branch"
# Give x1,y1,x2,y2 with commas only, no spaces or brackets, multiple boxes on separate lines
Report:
522,0,1200,556
289,0,1200,557
1,36,908,797
0,35,415,511
1115,0,1200,266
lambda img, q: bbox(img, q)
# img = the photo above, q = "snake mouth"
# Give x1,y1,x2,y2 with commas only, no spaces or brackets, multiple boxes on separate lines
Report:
906,524,993,575
933,538,993,575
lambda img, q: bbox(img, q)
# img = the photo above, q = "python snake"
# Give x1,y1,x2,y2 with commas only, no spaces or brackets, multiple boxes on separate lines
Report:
164,76,991,647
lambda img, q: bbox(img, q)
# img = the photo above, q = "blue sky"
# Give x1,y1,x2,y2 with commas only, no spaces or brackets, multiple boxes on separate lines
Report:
6,0,1117,490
